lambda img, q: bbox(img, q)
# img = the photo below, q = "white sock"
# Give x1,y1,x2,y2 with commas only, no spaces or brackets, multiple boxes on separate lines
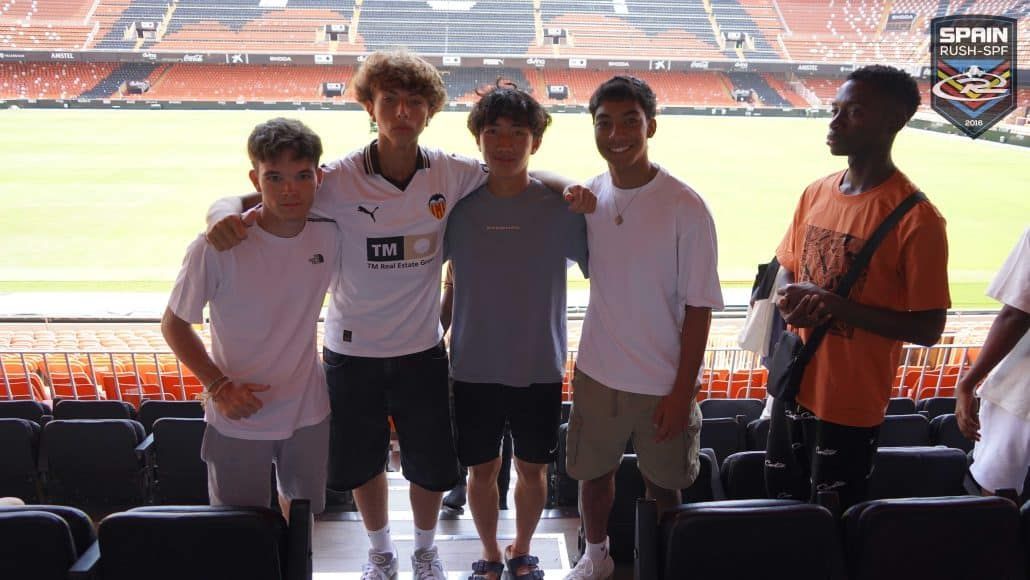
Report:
414,526,435,550
585,537,609,562
367,524,393,554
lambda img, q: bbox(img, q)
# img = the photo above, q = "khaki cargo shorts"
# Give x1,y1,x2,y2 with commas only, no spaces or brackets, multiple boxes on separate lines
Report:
565,368,701,491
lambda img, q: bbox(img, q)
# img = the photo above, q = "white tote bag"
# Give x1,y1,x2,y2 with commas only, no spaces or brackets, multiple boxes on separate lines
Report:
737,266,790,356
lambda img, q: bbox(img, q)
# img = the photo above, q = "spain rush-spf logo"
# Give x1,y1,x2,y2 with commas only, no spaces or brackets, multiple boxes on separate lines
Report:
930,15,1017,139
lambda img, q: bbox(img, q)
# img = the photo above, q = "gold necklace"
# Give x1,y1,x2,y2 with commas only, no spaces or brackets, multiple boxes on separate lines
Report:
613,188,642,226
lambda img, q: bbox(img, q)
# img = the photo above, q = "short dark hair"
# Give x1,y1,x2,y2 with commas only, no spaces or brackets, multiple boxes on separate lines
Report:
847,65,921,123
467,81,551,139
589,75,658,120
247,117,323,168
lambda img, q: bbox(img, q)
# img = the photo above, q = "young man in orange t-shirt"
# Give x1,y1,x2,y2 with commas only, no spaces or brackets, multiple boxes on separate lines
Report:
764,65,950,510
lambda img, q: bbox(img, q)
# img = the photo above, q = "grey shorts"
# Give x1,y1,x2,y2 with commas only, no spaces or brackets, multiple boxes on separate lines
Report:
201,417,330,514
566,369,701,491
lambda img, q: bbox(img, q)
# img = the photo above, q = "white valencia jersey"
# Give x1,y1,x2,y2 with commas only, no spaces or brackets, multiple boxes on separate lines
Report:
315,142,488,357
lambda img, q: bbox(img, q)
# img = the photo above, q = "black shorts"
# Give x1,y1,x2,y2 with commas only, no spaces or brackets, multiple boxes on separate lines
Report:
453,380,562,467
324,344,459,492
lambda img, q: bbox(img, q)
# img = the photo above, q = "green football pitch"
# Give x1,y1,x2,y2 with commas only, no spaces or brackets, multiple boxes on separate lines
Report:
1,108,1026,308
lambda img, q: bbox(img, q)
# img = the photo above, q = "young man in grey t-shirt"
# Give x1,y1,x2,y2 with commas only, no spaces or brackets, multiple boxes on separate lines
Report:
444,85,588,580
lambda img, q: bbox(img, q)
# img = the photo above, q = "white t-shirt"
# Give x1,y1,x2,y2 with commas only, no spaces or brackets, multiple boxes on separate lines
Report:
168,222,338,440
576,165,724,396
977,226,1030,420
314,142,488,357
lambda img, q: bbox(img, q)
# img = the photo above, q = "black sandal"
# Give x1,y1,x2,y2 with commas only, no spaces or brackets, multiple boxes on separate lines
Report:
505,553,544,579
469,559,505,580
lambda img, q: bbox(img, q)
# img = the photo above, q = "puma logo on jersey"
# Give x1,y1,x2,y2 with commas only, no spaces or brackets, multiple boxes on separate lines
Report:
358,205,380,223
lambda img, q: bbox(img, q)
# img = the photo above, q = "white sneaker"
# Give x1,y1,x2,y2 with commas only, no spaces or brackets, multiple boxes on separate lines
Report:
563,554,615,580
361,548,399,580
411,545,447,580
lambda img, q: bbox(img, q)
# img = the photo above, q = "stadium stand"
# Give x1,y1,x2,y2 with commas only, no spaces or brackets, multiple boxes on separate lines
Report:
154,1,359,53
359,0,533,55
0,62,116,100
78,62,159,99
726,71,791,106
0,418,42,502
442,66,531,103
536,0,724,59
710,0,782,59
121,64,356,102
93,0,170,50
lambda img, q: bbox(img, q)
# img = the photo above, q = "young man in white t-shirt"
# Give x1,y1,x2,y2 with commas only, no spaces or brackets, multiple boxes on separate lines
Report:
205,50,595,580
162,117,337,517
956,227,1030,498
564,77,723,580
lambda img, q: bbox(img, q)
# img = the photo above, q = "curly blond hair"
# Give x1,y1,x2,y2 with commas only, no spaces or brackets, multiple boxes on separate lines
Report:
352,49,448,115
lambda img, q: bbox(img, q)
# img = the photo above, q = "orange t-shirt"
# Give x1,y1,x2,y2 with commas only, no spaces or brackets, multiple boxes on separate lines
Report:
776,170,951,427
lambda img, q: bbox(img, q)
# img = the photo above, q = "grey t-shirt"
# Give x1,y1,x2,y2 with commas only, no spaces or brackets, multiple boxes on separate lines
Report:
444,179,588,387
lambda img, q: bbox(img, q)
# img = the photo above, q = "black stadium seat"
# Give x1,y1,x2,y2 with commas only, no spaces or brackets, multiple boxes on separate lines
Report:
0,505,95,580
144,417,208,504
137,400,203,433
42,419,148,515
877,413,930,447
699,398,765,424
0,400,51,424
930,413,973,452
868,446,969,499
0,417,43,502
721,451,768,500
637,498,845,580
74,502,312,580
746,417,769,450
884,397,915,415
53,399,136,421
844,496,1025,579
916,396,957,420
700,416,746,465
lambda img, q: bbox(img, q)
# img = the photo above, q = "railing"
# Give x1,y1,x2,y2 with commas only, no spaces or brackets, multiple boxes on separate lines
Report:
1,342,982,405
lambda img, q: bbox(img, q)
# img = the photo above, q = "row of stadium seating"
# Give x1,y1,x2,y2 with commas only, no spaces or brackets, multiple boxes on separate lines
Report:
3,61,1027,126
1,0,1025,65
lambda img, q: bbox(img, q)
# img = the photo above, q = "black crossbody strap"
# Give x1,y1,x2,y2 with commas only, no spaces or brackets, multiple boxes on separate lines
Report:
799,191,927,362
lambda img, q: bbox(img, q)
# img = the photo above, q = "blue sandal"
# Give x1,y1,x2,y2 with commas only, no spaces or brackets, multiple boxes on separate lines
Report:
505,553,544,580
469,559,505,580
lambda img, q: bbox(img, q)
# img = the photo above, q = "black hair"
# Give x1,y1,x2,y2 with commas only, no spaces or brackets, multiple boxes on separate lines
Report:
588,75,658,120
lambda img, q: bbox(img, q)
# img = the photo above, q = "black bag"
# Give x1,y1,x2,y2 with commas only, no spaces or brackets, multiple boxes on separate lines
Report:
766,331,806,401
766,191,927,403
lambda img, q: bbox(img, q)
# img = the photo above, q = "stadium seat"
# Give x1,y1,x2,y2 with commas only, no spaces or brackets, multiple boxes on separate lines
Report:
746,417,770,450
142,417,208,504
636,498,845,580
868,446,969,500
0,400,51,424
915,396,957,420
1022,500,1030,573
76,501,312,580
700,416,746,465
137,400,203,433
0,505,96,580
930,413,973,453
877,413,931,447
683,448,724,503
0,418,43,502
699,398,765,424
53,399,136,421
42,419,148,515
884,397,915,415
844,496,1025,580
720,451,768,500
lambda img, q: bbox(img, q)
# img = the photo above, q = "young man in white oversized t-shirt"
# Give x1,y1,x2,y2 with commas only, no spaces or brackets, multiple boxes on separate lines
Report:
563,77,723,580
205,50,596,580
163,117,337,517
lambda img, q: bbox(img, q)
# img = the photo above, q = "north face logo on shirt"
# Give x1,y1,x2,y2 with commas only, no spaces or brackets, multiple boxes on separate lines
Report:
308,254,324,264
